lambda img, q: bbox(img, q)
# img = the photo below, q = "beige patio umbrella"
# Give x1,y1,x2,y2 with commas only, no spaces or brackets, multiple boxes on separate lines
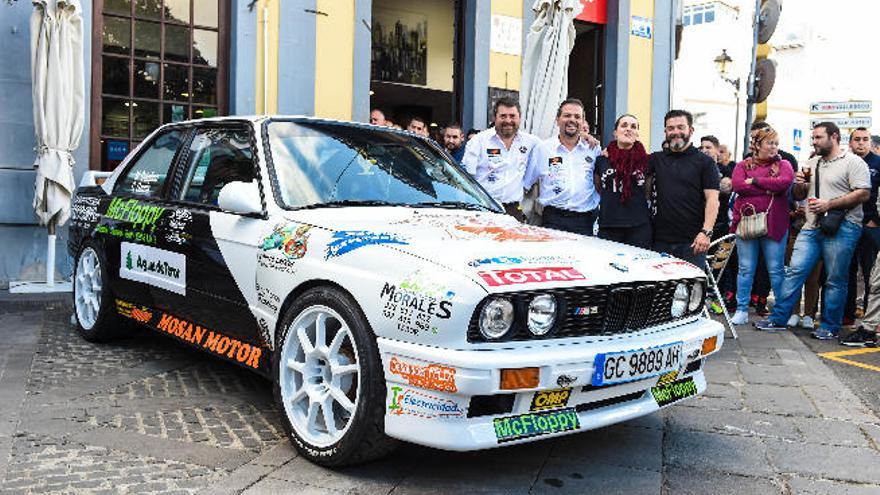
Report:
30,0,84,286
520,0,583,223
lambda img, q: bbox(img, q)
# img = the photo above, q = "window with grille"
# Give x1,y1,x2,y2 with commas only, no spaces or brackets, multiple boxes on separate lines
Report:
94,0,227,171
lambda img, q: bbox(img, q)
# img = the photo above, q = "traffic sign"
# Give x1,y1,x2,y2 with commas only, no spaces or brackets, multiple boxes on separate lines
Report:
809,101,872,114
810,116,872,129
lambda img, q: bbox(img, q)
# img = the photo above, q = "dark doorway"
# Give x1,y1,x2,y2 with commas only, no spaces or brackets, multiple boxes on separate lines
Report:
370,0,465,133
568,21,605,141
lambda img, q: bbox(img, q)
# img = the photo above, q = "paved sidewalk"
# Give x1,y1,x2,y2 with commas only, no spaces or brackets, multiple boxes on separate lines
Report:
0,300,878,494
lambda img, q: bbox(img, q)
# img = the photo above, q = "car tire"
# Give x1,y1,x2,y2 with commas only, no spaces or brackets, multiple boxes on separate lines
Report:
73,240,127,342
274,285,398,466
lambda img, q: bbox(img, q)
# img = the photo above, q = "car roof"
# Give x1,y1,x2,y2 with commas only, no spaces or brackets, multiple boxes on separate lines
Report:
155,115,422,138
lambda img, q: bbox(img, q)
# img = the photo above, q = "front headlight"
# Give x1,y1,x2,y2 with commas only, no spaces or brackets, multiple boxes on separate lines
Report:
479,297,515,340
671,282,689,318
688,281,704,312
527,294,557,335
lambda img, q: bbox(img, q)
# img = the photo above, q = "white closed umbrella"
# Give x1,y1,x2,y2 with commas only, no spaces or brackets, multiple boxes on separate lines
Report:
519,0,582,223
29,0,84,287
520,0,582,139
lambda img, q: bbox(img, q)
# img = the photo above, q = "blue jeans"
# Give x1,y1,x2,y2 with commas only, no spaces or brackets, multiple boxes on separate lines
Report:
736,231,788,312
769,221,862,332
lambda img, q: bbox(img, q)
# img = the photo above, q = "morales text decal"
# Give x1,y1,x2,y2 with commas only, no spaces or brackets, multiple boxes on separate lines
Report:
379,271,454,336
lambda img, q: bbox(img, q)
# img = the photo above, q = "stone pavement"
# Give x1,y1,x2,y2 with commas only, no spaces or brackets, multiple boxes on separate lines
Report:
0,299,878,494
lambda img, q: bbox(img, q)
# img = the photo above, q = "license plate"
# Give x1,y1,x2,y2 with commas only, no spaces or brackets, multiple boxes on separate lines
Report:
650,377,698,407
591,342,683,386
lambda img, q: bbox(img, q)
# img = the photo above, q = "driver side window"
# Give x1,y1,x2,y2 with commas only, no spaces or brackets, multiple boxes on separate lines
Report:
115,130,184,198
179,127,256,206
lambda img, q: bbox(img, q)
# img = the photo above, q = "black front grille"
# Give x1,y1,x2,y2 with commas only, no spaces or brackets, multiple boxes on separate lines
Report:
467,279,703,342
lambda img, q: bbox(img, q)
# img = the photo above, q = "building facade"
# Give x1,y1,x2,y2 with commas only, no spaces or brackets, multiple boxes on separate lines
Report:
0,0,678,285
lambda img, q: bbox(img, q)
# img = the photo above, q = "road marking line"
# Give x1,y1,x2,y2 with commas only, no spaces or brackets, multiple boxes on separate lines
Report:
818,348,880,372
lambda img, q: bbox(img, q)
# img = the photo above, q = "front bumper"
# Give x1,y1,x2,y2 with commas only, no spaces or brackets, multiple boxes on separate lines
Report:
378,317,723,451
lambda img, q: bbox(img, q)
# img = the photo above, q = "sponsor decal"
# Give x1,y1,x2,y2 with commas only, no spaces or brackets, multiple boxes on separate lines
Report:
651,377,697,407
380,271,454,336
71,196,101,228
130,170,160,195
324,230,408,259
652,260,699,275
549,156,563,165
120,242,186,295
388,357,457,393
115,302,265,369
155,313,263,369
387,386,465,419
115,299,153,323
572,306,599,316
657,370,679,385
261,223,312,260
257,317,274,350
455,224,578,242
104,197,165,233
467,255,573,267
631,252,670,261
530,388,572,412
96,224,159,245
609,262,629,273
256,281,281,313
493,408,580,443
486,148,502,156
478,267,585,287
556,374,578,387
166,209,192,246
519,146,528,153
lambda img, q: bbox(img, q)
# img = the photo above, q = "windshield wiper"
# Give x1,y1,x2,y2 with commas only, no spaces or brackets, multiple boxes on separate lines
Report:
298,200,400,209
410,201,494,212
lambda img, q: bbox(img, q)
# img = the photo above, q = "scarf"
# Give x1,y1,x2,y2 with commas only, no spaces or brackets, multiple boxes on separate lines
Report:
606,140,648,202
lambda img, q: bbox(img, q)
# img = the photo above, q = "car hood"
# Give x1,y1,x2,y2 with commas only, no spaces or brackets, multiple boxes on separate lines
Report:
283,207,704,291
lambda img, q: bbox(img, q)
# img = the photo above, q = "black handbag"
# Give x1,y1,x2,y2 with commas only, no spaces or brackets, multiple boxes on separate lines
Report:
814,160,846,236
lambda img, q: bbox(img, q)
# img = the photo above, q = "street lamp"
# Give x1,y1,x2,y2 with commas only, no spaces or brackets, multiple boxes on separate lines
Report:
714,49,742,158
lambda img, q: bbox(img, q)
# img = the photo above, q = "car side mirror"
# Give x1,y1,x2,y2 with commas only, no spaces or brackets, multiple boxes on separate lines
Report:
217,180,263,215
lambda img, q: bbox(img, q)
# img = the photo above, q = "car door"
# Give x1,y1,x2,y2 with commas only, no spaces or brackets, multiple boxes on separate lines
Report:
161,123,267,344
101,128,189,308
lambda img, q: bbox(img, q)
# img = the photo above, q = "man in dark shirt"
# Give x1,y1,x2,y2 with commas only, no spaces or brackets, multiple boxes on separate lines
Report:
844,127,880,330
649,110,721,267
718,143,735,177
442,124,466,164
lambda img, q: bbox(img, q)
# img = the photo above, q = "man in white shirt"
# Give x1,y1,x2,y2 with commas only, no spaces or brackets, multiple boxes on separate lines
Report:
462,97,539,221
523,98,601,235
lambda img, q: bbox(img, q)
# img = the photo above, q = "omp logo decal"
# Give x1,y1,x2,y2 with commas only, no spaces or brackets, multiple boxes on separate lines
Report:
493,408,579,443
530,388,572,411
120,242,186,295
387,386,464,419
478,267,585,286
153,313,264,369
324,231,408,259
388,357,457,393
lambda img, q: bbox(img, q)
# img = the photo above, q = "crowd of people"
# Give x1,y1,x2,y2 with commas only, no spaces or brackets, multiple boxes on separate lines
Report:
369,97,880,347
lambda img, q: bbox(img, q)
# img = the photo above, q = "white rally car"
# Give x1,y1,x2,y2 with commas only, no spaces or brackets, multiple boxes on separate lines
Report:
69,116,724,466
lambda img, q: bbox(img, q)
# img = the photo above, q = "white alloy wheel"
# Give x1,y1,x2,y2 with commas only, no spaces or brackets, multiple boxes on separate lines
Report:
75,247,103,330
280,305,361,447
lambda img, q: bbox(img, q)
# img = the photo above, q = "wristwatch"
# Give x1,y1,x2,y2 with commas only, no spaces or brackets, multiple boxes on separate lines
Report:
700,228,713,237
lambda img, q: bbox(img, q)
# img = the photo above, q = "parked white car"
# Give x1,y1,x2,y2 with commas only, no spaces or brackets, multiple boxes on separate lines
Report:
69,116,724,466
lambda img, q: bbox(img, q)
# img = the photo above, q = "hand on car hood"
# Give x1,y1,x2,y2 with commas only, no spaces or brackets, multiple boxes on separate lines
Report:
283,207,705,290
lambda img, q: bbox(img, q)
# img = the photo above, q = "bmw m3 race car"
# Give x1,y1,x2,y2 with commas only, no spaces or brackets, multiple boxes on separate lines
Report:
69,116,724,466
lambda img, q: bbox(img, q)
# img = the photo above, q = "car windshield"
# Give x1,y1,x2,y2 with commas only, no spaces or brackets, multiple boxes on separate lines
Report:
265,120,500,211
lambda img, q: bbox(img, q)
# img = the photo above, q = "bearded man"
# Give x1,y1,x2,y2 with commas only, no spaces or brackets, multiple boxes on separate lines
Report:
647,109,720,266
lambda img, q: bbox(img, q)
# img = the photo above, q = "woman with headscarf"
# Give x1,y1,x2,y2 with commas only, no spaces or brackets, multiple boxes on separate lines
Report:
594,114,652,248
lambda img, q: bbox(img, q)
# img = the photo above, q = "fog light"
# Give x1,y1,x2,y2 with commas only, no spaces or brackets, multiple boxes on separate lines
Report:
701,336,718,356
500,367,540,390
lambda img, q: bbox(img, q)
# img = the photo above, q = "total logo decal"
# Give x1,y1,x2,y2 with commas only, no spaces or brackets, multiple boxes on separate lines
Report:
387,386,465,419
120,242,186,295
478,267,585,287
388,357,457,393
